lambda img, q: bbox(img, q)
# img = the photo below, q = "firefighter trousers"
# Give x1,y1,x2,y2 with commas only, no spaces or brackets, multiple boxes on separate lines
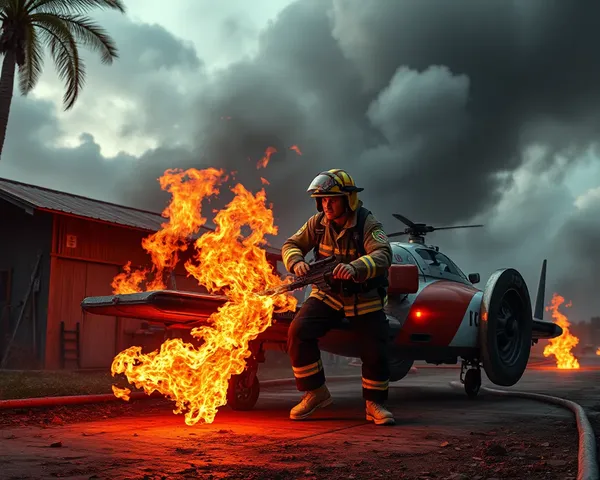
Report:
287,296,390,403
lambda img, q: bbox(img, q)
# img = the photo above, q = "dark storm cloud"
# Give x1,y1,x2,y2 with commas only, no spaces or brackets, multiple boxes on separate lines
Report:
93,12,201,74
121,0,600,234
550,198,600,321
117,0,372,228
120,0,374,231
329,0,600,224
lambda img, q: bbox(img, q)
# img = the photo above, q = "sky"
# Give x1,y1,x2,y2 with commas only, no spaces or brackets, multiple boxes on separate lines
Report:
1,0,599,323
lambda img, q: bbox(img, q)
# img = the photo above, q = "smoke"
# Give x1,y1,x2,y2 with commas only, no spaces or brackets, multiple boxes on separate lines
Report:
550,191,600,317
117,0,600,220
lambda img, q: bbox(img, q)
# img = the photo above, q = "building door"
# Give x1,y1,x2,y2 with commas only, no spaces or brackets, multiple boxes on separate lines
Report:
81,263,118,368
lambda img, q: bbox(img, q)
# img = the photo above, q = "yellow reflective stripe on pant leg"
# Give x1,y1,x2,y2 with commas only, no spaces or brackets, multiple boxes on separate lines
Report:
294,366,323,378
292,360,323,379
362,378,389,390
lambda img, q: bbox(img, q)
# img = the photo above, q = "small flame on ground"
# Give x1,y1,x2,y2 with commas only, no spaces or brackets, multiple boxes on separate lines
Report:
543,293,580,369
110,167,296,425
289,145,302,155
596,347,600,356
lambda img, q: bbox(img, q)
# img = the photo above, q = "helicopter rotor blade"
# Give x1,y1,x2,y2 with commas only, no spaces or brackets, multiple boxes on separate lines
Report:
392,213,417,228
388,214,484,241
432,225,484,231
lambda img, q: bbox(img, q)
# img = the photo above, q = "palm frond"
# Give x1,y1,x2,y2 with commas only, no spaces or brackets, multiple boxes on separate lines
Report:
34,17,85,109
32,12,117,63
0,0,19,18
18,22,45,94
0,0,12,15
6,0,20,11
25,0,125,15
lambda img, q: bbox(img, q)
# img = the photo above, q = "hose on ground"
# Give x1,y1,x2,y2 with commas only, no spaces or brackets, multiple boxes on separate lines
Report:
449,381,599,480
0,376,362,410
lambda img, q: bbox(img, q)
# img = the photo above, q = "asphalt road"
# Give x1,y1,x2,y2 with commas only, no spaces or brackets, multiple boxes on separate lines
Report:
1,361,599,480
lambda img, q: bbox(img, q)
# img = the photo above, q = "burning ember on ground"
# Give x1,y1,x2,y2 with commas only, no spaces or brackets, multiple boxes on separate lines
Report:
543,293,580,369
109,155,298,425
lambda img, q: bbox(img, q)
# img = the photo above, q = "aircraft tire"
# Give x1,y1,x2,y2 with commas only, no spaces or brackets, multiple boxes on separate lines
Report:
227,373,260,411
479,268,533,387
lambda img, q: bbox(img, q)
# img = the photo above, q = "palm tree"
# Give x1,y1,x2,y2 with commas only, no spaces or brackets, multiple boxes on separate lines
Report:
0,0,126,158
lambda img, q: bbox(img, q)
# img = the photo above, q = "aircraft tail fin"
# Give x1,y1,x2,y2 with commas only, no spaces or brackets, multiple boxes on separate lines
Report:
534,259,547,320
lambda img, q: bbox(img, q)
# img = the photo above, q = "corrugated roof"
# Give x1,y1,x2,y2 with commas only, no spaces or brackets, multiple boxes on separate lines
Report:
0,177,282,257
0,176,175,232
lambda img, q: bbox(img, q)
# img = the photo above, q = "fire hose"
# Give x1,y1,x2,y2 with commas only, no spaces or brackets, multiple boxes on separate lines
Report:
449,381,599,480
0,375,365,410
0,391,161,409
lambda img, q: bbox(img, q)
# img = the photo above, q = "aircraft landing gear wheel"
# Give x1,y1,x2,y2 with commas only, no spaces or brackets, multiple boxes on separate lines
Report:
480,268,533,386
464,368,481,399
227,372,260,411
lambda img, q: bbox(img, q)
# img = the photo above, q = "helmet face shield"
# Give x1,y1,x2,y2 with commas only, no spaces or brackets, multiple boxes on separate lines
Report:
307,169,363,211
307,173,341,195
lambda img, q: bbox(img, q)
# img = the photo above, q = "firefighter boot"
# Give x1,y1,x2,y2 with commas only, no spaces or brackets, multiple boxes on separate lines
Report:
290,384,333,420
365,400,395,426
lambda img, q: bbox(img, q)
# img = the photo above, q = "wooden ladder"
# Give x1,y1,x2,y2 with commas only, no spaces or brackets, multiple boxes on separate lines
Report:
60,321,81,369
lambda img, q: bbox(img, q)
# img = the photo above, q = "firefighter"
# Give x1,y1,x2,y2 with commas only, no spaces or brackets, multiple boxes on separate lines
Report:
281,169,395,426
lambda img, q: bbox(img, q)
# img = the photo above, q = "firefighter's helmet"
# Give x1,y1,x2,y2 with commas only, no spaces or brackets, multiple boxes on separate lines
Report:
306,169,363,212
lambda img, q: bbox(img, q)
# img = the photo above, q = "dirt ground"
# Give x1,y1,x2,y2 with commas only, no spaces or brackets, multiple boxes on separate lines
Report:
0,406,581,480
2,364,598,480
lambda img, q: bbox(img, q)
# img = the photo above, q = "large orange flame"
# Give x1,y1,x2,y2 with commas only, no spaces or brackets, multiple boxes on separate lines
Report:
109,164,297,425
543,293,580,369
111,168,226,293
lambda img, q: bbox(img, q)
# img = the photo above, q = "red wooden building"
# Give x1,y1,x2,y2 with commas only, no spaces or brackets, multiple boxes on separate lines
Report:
0,177,283,370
